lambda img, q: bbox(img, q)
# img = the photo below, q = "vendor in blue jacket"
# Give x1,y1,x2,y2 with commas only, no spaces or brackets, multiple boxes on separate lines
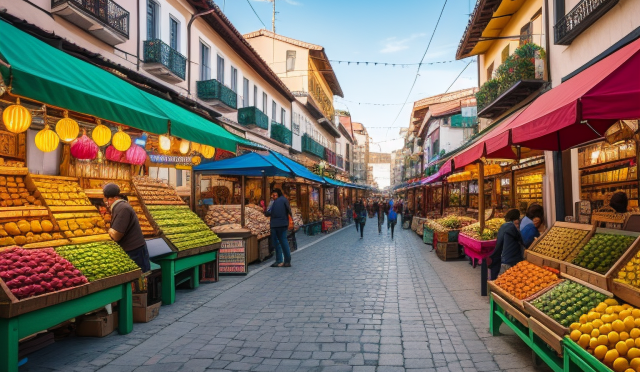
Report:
488,209,524,280
265,188,292,268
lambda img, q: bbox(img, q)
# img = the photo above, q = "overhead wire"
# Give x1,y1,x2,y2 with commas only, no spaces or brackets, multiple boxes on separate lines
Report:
245,0,267,29
444,59,475,93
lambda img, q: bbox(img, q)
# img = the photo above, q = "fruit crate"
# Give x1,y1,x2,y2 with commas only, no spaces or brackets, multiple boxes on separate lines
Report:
525,221,595,271
422,225,434,245
560,228,640,291
563,337,612,372
606,232,640,308
199,259,219,283
435,242,459,261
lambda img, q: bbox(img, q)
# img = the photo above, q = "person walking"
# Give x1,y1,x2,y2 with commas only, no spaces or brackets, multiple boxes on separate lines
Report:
355,200,366,239
377,200,385,234
386,199,394,230
388,204,398,239
353,201,360,233
265,188,292,267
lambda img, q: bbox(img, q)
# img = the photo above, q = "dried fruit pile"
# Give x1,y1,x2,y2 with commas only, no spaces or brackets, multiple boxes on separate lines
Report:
572,233,636,274
133,176,183,204
460,218,503,240
435,215,477,230
55,241,139,281
530,281,608,327
616,251,640,288
148,205,221,250
0,176,41,207
0,246,88,299
0,219,64,246
423,219,448,233
32,178,92,207
324,205,340,218
530,226,590,260
493,261,560,300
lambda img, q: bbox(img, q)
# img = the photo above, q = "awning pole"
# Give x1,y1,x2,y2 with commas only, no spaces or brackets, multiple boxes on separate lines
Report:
479,161,485,233
241,176,246,228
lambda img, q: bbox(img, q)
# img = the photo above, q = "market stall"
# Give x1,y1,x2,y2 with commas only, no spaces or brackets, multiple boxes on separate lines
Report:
513,156,545,215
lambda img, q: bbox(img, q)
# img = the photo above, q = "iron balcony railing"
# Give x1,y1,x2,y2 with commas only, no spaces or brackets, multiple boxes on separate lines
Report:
52,0,129,38
238,107,269,130
143,39,187,80
197,79,238,110
302,134,325,159
554,0,619,45
270,122,292,146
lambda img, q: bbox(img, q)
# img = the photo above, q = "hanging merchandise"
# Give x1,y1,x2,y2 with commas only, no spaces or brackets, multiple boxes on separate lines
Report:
35,124,59,152
2,98,31,134
125,144,147,165
200,145,215,159
105,145,124,162
159,134,172,152
70,130,98,160
192,156,201,165
55,111,79,143
91,121,111,146
112,127,131,151
191,142,201,153
179,139,190,154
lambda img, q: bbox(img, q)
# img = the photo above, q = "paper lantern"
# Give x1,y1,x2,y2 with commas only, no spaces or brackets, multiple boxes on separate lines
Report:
2,98,31,133
92,121,112,147
191,142,201,153
70,130,98,160
125,144,147,165
191,156,201,165
105,145,124,162
55,111,79,143
179,139,190,154
112,127,131,151
159,135,172,152
35,125,59,152
200,145,215,159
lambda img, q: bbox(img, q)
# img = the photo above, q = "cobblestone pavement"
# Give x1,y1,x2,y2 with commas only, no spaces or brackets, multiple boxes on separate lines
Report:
22,218,547,372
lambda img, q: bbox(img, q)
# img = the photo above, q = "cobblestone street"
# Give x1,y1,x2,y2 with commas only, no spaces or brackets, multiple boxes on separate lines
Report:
22,219,547,372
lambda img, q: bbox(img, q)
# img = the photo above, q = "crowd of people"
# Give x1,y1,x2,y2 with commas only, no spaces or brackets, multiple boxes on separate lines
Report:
352,197,403,239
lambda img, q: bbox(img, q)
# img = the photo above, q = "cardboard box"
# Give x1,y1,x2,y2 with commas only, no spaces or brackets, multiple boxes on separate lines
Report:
132,293,147,308
76,311,114,337
133,301,160,323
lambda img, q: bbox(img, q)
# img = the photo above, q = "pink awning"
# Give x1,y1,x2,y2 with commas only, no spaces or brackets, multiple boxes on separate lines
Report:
423,159,453,184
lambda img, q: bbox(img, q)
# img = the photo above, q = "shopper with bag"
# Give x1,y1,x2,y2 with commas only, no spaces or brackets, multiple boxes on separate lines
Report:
265,188,292,267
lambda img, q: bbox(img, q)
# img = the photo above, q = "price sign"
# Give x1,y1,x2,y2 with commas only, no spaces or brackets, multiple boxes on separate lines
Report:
219,238,248,275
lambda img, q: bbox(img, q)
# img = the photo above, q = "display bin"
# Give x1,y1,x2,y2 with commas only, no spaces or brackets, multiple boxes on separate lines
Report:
525,222,595,271
423,226,434,245
435,242,460,261
563,337,611,372
459,233,496,264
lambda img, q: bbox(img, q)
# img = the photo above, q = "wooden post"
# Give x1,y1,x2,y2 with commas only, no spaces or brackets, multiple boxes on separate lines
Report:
479,161,485,233
262,175,267,206
241,176,246,228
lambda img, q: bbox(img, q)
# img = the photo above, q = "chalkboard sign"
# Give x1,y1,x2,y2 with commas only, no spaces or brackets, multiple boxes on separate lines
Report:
219,238,248,275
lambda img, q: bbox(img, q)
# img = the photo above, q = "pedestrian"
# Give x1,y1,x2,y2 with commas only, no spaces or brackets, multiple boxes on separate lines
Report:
265,188,292,267
377,200,385,234
353,201,360,233
488,209,524,280
355,200,366,239
103,183,150,272
387,199,394,230
388,205,398,239
520,204,543,232
522,216,542,248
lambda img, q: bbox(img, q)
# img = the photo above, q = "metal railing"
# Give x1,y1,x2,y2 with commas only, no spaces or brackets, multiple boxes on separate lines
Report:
270,122,292,146
197,79,238,109
238,107,269,130
143,39,187,80
52,0,129,37
554,0,618,45
302,134,325,159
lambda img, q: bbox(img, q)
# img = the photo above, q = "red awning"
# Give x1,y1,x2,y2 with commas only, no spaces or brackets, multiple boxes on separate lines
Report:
423,159,453,184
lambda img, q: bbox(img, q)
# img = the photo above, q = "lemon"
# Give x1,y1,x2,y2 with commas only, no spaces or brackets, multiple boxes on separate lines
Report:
593,319,604,329
580,324,593,334
611,313,620,321
590,337,601,349
627,338,636,350
627,348,640,359
589,312,602,321
625,316,636,331
630,357,640,370
624,368,635,372
621,332,630,341
570,330,582,342
579,334,592,348
594,345,608,360
613,357,630,372
623,304,633,310
606,299,620,306
602,314,612,323
615,306,625,314
609,332,621,344
601,324,613,335
605,349,620,363
631,328,640,339
600,335,611,346
597,303,609,313
634,318,640,328
570,322,581,331
608,307,616,315
621,310,632,319
592,329,600,338
580,314,589,324
632,309,640,318
614,320,627,332
617,341,629,356
636,338,640,348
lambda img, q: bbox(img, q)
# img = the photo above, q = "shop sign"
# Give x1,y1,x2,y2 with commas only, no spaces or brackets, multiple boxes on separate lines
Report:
219,238,248,275
512,157,544,171
149,154,193,165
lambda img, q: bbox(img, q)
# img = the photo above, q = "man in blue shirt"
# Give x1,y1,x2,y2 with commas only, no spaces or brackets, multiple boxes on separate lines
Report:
488,209,524,280
265,188,292,267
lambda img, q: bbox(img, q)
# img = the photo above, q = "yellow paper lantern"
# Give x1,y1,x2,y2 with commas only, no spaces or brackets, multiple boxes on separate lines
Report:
55,111,80,143
92,121,112,147
191,156,201,165
35,125,59,152
112,127,131,151
200,145,215,159
191,142,201,153
159,135,172,152
2,98,32,134
179,139,190,154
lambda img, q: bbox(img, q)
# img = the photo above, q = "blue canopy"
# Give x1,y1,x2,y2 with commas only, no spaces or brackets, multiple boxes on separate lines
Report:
193,152,292,177
270,151,326,184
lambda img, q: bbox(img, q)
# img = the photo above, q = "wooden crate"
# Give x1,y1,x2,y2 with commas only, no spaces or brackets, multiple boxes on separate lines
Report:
525,221,595,270
491,291,529,328
488,278,562,316
610,280,640,309
528,316,563,355
435,242,459,261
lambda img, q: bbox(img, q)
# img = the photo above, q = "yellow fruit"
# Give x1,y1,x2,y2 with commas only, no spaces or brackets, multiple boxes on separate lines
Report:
621,332,631,341
628,348,640,359
593,319,604,329
615,306,625,314
628,339,636,350
631,358,640,370
590,337,600,349
597,303,609,313
632,309,640,318
579,334,592,348
592,329,600,338
618,341,629,356
608,307,616,314
606,349,621,363
601,324,613,335
571,330,582,342
589,312,602,321
594,345,609,360
611,313,620,321
610,332,621,344
603,315,613,323
614,320,627,333
571,323,581,331
621,310,632,319
625,317,636,331
613,357,630,372
580,314,589,324
631,329,640,339
636,338,640,348
600,335,611,346
635,318,640,328
581,324,594,334
606,299,620,306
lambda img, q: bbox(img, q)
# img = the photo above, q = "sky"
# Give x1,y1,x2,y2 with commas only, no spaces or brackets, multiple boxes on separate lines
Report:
220,0,479,185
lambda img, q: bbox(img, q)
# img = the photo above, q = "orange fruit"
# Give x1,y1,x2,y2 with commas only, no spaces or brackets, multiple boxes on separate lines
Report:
617,341,629,356
594,345,608,360
605,349,620,363
570,330,582,342
613,357,629,372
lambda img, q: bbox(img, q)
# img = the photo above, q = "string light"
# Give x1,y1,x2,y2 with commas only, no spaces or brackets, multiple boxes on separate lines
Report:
329,59,468,67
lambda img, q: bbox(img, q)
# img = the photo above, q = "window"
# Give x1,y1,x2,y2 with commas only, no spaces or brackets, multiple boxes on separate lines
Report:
520,22,533,46
230,67,238,92
281,108,286,125
169,17,179,50
262,93,267,113
200,42,210,81
217,55,225,84
243,78,249,108
286,50,296,72
501,45,510,64
272,101,277,121
176,169,183,187
146,1,158,39
253,85,257,107
486,62,494,80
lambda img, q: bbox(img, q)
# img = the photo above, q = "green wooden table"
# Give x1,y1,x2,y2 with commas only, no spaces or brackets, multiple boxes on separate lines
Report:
563,338,611,372
0,282,132,372
151,250,217,305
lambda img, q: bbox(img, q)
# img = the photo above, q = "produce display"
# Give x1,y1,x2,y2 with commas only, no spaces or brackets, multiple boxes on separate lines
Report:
205,204,270,239
148,205,221,250
530,280,608,327
133,176,184,205
424,219,448,233
210,223,243,233
0,175,41,207
0,246,88,299
324,205,340,218
493,261,560,300
55,241,139,281
530,226,590,260
572,233,637,274
31,177,92,207
616,250,640,288
0,218,66,246
460,218,503,240
435,215,477,230
568,298,640,372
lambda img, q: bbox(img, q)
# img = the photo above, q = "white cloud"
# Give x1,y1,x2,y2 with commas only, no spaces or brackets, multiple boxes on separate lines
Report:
284,0,301,4
380,33,426,54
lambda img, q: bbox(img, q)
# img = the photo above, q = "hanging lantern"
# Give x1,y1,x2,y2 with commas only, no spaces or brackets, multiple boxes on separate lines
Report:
200,145,215,159
605,120,638,145
112,127,131,151
2,98,32,134
92,121,112,147
125,144,147,165
55,111,79,143
191,142,201,153
159,134,172,152
179,139,190,154
106,145,124,162
70,130,99,160
35,125,59,152
191,156,202,165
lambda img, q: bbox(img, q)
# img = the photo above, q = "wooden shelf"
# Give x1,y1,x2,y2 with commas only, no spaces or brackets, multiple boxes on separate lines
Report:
579,156,635,171
515,181,543,187
581,179,638,188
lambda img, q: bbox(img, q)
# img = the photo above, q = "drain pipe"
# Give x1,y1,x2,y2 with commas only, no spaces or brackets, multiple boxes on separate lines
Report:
187,8,216,95
136,0,140,71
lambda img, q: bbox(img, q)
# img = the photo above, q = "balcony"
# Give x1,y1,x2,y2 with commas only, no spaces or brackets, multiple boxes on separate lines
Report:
337,156,344,169
143,39,186,83
301,134,325,159
476,43,546,119
345,160,350,172
270,122,292,146
197,79,237,113
554,0,619,45
238,107,269,131
51,0,129,46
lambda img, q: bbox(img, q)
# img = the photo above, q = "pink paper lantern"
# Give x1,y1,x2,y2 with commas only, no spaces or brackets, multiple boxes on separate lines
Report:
105,145,125,163
70,131,98,160
125,144,147,165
